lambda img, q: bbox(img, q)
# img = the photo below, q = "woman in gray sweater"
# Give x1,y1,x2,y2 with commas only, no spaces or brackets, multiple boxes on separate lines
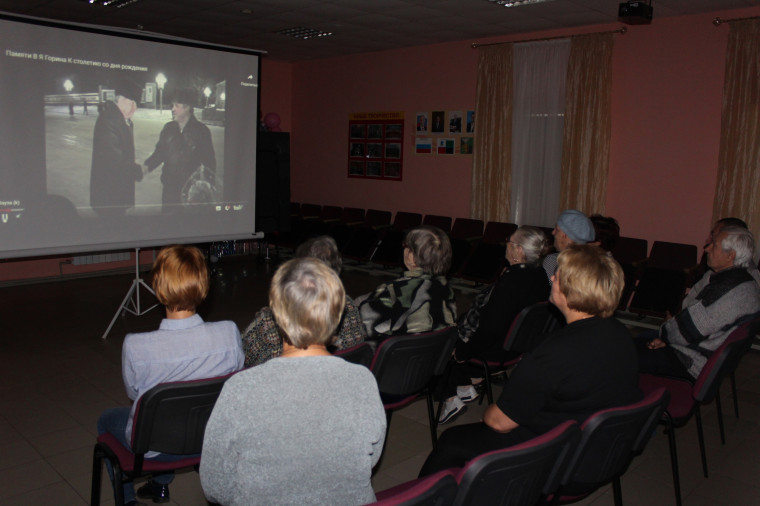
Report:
200,257,386,506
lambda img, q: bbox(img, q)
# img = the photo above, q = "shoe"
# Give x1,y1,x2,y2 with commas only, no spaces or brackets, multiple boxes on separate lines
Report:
438,397,467,424
136,480,170,503
457,384,479,403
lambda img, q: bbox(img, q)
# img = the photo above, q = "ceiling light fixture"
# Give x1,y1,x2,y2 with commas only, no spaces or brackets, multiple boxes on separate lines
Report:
81,0,142,8
275,27,333,40
486,0,556,7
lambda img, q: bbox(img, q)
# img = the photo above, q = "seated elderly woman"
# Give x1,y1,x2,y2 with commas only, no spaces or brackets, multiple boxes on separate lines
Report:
438,226,551,424
359,225,457,339
97,245,244,505
201,258,387,506
419,245,641,476
241,235,366,367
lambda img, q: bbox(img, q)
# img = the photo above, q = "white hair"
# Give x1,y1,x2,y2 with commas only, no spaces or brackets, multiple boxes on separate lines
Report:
720,225,755,268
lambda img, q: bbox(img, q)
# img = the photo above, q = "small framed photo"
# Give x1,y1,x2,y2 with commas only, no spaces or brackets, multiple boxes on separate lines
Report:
385,143,401,159
415,137,433,155
349,143,365,157
460,137,474,155
367,124,383,139
366,161,382,177
385,124,402,139
385,162,401,178
349,160,365,175
416,112,429,134
466,110,475,133
350,124,366,139
431,111,445,133
367,143,383,158
448,111,462,134
437,138,455,155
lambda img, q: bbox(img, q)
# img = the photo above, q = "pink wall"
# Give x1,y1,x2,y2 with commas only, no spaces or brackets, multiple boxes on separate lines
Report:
289,6,760,254
5,7,760,282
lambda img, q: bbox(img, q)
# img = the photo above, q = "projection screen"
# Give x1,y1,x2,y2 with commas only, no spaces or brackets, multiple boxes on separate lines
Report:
0,13,261,259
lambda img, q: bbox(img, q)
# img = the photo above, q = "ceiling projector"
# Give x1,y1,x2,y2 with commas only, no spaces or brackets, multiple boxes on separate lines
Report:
618,2,653,25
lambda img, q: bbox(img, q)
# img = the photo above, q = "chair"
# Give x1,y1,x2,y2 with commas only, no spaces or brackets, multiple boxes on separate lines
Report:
628,241,698,318
327,206,366,249
547,388,670,506
470,302,564,404
609,236,648,310
90,375,231,506
371,327,458,447
372,211,423,267
343,209,392,260
333,341,374,368
371,470,459,506
422,214,452,234
459,221,517,284
637,315,760,506
448,218,484,276
453,420,581,506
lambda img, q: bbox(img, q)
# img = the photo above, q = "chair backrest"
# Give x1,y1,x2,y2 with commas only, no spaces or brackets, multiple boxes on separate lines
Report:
320,205,343,221
557,388,669,496
334,342,374,368
340,206,365,224
647,240,698,270
131,375,231,456
365,209,392,228
453,421,580,506
693,314,760,403
422,214,452,234
373,470,458,506
299,203,321,219
451,218,484,240
482,221,517,244
610,236,648,265
503,302,565,354
392,211,423,231
371,327,458,396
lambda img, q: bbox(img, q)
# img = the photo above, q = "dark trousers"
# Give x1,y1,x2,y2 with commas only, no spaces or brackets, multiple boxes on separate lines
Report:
635,330,694,383
418,422,537,477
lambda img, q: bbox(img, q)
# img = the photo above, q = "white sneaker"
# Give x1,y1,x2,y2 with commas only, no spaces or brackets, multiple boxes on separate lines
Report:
457,385,479,403
438,396,466,424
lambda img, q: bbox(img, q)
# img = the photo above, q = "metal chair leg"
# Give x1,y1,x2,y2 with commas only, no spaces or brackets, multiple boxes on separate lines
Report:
664,414,682,506
731,372,740,419
90,445,104,506
426,393,438,448
612,476,623,506
695,407,708,478
716,390,726,445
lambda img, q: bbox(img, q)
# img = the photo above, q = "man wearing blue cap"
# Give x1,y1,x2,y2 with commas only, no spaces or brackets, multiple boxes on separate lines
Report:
542,209,595,283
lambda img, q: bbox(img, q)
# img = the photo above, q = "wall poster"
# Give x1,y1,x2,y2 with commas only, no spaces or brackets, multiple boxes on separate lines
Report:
348,111,404,180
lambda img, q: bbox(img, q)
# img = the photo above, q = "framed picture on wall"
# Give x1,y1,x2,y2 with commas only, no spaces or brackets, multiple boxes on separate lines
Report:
347,111,404,180
431,110,445,133
437,138,455,155
466,110,475,133
416,112,429,134
416,137,432,154
448,110,462,134
460,137,474,155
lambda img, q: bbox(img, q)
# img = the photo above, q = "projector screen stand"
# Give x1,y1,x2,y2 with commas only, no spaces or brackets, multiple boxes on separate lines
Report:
102,248,159,339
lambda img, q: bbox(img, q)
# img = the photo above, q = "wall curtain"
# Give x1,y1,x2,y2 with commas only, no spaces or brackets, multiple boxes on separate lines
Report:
712,19,760,236
470,44,513,222
559,33,614,215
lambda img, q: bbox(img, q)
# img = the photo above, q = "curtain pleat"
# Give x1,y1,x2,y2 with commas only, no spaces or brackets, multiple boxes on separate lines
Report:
559,33,613,215
470,45,513,222
713,19,760,236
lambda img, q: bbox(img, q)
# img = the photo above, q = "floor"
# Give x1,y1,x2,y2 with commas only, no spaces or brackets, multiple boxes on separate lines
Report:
2,250,760,505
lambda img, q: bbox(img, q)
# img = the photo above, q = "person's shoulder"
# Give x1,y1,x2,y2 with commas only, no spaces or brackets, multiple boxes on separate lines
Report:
203,319,241,338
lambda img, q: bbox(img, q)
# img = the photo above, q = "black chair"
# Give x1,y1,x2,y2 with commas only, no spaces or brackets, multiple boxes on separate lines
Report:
628,240,697,318
459,221,516,284
371,327,458,447
342,209,392,260
546,388,670,505
372,211,423,267
609,236,648,310
470,302,564,404
333,341,374,368
449,218,484,276
638,315,760,506
90,375,231,506
371,470,459,506
453,420,581,506
422,214,452,234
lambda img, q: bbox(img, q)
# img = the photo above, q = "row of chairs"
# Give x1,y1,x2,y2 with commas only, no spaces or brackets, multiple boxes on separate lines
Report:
276,203,706,315
90,311,760,506
372,389,669,506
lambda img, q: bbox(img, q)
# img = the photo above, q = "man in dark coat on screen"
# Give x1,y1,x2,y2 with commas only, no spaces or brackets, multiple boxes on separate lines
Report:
89,86,143,216
143,88,216,213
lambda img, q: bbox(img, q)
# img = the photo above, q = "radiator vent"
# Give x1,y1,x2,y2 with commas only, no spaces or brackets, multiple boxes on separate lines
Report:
72,251,131,266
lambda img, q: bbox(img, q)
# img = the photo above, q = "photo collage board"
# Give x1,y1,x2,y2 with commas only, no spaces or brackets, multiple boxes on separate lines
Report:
415,110,475,156
348,111,404,180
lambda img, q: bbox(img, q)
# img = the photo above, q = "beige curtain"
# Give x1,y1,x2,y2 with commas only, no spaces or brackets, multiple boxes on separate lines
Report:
559,33,613,215
712,19,760,236
470,45,513,222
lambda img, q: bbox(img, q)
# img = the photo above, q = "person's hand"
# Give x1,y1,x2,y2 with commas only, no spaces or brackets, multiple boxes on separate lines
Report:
647,338,666,350
143,165,150,176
